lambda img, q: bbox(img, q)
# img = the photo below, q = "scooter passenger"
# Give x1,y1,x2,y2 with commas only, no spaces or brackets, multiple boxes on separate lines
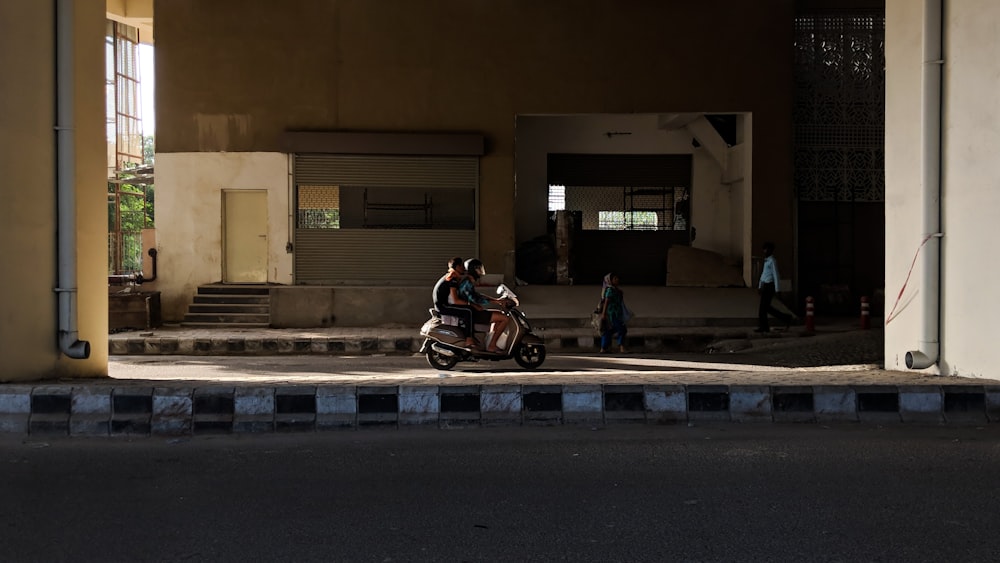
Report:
431,257,480,350
458,258,510,354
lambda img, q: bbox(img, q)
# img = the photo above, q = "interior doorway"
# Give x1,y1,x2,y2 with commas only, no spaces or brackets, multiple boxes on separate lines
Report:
513,113,749,286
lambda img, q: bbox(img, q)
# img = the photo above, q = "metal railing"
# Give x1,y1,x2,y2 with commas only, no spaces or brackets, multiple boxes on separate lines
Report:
108,231,143,275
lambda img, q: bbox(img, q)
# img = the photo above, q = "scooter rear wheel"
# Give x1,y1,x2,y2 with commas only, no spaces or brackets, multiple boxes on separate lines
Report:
513,343,546,369
426,347,460,370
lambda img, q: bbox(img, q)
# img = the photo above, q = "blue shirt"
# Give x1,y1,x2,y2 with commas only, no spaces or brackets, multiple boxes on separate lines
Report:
759,255,780,292
458,277,489,306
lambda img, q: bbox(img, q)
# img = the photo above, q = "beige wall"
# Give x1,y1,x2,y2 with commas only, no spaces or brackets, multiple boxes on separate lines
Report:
939,0,1000,377
884,1,928,372
156,152,291,321
885,0,1000,378
690,151,733,258
154,0,796,283
0,0,108,382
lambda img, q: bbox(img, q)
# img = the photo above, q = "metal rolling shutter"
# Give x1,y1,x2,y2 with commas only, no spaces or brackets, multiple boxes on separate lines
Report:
293,155,479,285
296,155,478,188
295,230,477,285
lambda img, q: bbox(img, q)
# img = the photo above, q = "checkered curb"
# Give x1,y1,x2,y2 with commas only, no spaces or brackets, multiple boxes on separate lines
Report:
2,384,999,436
107,333,719,356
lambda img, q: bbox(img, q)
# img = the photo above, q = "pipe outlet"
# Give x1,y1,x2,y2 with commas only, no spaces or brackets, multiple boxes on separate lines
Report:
905,344,938,370
59,331,91,359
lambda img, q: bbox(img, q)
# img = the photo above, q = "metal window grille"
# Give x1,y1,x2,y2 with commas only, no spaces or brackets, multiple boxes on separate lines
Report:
549,185,687,231
598,211,659,230
107,180,153,275
297,185,341,229
548,185,566,210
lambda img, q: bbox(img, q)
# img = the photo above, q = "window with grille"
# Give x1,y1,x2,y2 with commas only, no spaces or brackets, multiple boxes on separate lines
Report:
297,185,341,228
105,20,151,276
548,185,566,210
105,20,143,174
598,211,659,230
548,184,687,231
107,177,153,275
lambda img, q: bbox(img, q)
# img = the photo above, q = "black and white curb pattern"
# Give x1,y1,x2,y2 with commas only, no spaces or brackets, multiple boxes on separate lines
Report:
2,384,999,436
107,334,717,356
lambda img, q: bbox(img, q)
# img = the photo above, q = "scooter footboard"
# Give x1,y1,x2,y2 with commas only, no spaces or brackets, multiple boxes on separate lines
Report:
519,333,544,345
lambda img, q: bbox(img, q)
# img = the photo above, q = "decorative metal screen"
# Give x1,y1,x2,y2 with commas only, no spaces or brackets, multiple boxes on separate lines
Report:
793,12,885,202
794,9,886,312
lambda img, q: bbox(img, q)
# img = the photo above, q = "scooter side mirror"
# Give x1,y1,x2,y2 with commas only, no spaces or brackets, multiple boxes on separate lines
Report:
496,283,519,307
497,283,517,298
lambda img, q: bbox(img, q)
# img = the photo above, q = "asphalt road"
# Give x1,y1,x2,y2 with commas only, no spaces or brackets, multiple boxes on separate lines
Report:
3,425,1000,562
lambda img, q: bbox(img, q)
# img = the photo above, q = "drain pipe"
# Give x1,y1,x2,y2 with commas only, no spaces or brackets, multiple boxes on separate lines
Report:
906,0,943,370
135,248,158,284
55,0,90,359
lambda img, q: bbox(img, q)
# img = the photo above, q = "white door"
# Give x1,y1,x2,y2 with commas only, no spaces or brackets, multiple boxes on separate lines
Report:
223,190,268,283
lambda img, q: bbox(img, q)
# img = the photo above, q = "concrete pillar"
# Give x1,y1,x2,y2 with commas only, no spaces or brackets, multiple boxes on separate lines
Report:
0,1,108,381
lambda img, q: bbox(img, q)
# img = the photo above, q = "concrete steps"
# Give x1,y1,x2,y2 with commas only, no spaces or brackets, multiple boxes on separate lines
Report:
182,284,271,328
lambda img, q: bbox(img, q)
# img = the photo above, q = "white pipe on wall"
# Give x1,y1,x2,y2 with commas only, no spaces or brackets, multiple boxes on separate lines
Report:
906,0,943,370
55,0,90,359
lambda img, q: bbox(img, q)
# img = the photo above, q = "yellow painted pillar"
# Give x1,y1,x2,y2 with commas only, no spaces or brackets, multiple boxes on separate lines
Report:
0,0,108,381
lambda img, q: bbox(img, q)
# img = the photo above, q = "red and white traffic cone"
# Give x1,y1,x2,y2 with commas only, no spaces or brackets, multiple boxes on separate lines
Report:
804,296,815,334
860,296,871,330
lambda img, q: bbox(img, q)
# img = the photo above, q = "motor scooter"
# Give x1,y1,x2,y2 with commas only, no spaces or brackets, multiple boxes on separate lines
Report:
418,284,546,370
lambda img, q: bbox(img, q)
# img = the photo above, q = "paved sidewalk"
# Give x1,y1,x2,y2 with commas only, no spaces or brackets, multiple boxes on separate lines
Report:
106,319,858,357
108,324,737,353
4,323,1000,436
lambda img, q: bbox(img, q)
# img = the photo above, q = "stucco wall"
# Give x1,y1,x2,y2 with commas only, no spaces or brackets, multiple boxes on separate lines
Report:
155,153,291,321
885,0,1000,378
0,0,108,382
885,1,932,372
154,0,795,282
937,0,1000,377
690,150,733,258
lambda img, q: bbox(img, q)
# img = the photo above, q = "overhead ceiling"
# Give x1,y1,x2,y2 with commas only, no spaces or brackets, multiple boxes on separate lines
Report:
106,0,154,44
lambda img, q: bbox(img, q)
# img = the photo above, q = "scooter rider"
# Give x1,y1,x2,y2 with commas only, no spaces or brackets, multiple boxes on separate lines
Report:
432,257,480,350
458,258,511,354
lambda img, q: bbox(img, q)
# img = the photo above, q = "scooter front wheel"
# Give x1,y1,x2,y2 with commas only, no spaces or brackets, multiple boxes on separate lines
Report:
513,343,546,369
426,347,460,370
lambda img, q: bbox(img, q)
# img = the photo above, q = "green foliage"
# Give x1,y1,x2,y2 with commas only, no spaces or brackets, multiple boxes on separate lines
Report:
297,209,340,229
108,136,155,274
143,135,154,164
108,182,154,231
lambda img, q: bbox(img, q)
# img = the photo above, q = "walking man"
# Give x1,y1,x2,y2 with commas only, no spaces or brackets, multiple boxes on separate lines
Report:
756,241,793,333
